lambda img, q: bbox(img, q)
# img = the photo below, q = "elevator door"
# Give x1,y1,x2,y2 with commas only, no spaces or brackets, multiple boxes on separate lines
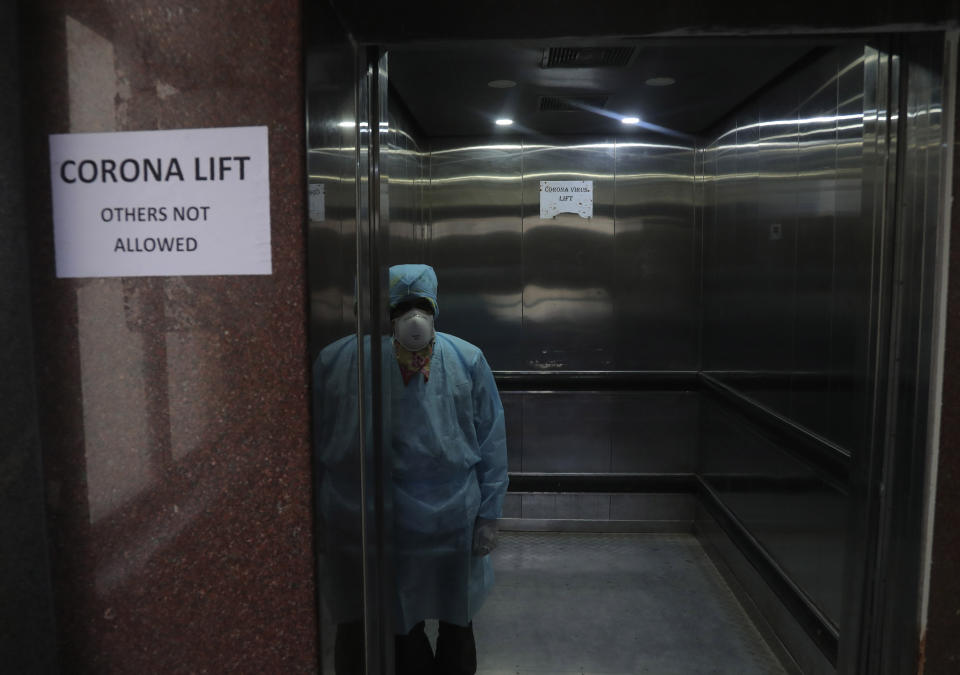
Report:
307,31,398,672
307,26,953,674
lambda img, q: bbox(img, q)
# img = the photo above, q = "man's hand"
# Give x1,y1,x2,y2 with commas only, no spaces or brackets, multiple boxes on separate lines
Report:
472,517,499,556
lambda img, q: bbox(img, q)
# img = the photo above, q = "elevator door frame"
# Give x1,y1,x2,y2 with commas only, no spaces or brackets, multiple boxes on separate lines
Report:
839,33,956,675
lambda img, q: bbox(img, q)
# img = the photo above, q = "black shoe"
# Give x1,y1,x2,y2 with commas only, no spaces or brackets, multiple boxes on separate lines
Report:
396,621,437,675
435,621,476,675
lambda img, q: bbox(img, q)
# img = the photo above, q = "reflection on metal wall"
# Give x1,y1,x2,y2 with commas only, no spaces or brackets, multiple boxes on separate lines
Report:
701,46,869,453
308,81,431,356
521,141,617,371
428,139,524,364
700,397,847,623
513,391,698,473
383,100,428,267
426,138,698,372
425,137,698,494
699,45,870,638
616,143,700,369
306,67,360,355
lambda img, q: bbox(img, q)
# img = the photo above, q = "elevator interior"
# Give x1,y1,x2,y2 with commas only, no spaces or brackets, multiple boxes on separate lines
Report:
306,27,952,674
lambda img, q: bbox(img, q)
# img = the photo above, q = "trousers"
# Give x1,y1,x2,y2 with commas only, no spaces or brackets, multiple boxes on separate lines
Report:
334,620,477,675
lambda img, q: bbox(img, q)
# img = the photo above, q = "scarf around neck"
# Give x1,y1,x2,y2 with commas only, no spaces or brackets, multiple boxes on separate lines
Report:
394,338,434,385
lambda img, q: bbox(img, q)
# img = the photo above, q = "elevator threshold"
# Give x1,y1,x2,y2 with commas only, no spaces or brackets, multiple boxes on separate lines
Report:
455,531,788,675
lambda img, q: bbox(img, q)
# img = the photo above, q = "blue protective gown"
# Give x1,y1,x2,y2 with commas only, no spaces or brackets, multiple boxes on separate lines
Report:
312,334,367,626
390,331,508,632
313,331,509,633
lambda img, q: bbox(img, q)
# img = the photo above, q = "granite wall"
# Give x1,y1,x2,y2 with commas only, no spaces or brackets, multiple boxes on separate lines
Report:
17,1,316,671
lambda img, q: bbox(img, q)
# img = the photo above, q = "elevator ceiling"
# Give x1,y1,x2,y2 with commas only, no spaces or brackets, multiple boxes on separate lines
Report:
388,40,825,139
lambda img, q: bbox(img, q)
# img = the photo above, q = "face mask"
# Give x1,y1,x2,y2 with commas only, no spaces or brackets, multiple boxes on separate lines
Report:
393,308,435,352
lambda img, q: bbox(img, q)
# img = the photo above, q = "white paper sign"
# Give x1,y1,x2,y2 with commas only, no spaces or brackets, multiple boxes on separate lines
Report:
539,180,593,219
308,183,325,221
49,126,271,278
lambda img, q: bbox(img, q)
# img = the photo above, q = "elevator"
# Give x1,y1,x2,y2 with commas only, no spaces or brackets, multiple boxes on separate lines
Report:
305,9,954,673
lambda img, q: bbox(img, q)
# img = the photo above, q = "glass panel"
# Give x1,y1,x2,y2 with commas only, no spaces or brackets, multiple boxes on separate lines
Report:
306,31,376,674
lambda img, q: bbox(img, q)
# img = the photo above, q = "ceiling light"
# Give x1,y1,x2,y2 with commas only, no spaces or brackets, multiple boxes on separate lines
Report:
495,118,513,126
621,117,641,125
488,79,517,88
645,77,676,87
337,121,354,127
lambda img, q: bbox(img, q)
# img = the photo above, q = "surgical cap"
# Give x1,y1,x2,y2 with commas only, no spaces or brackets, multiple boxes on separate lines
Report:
388,264,439,316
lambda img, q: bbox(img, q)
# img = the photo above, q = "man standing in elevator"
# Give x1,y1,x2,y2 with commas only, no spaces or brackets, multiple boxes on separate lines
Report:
313,263,509,675
388,263,508,675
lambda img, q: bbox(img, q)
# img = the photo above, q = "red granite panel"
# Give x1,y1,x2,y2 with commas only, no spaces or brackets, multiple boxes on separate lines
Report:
924,63,960,673
21,1,316,672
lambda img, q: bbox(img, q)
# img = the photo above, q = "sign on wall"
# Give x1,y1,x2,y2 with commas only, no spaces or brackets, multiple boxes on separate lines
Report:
49,126,271,278
539,180,593,219
308,183,325,222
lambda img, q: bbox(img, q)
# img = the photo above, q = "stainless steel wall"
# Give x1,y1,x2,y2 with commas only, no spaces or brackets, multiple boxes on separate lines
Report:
701,46,869,452
424,137,699,517
498,389,699,522
308,76,430,356
383,95,429,267
699,397,847,622
427,139,524,362
699,45,870,634
428,138,698,372
306,53,360,355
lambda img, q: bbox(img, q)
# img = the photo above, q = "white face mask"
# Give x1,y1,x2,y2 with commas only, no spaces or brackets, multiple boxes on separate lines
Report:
393,308,435,351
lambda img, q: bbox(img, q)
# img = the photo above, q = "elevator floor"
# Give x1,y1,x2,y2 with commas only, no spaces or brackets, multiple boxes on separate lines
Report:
464,531,787,675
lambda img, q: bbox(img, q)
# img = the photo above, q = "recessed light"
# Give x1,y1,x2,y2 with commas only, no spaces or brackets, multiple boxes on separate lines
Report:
645,77,676,87
488,79,517,88
621,116,641,125
495,118,514,126
337,121,354,127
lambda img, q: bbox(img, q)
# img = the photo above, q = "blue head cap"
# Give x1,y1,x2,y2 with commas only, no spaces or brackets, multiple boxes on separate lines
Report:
388,264,439,316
